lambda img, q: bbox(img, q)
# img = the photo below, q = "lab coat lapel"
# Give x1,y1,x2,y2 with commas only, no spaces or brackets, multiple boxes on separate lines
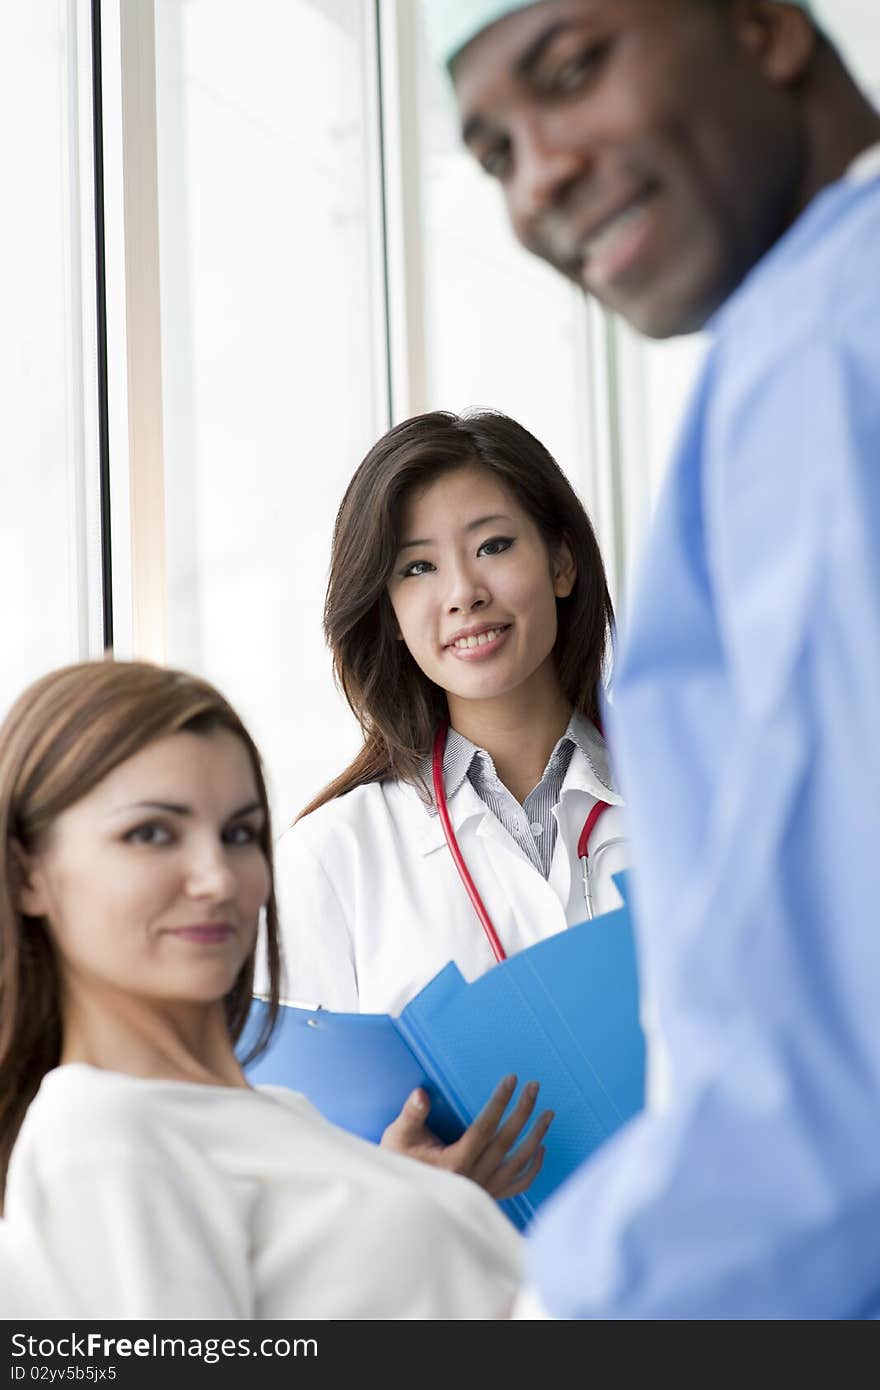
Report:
547,746,624,907
416,775,494,856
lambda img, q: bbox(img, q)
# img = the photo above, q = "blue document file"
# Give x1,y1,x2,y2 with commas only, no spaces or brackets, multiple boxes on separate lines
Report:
240,874,644,1228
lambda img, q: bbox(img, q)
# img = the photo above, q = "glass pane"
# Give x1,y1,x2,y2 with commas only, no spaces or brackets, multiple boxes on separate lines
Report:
0,1,101,720
814,1,880,99
415,12,594,504
155,0,386,825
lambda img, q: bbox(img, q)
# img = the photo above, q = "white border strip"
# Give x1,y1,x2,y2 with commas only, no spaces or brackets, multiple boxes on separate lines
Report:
377,0,428,422
99,0,166,662
119,0,166,662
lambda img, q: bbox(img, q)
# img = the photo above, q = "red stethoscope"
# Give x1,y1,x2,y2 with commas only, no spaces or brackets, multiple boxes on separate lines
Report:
431,722,620,964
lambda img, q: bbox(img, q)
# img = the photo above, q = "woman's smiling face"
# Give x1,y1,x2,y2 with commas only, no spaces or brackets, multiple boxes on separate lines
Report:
386,463,575,708
16,727,271,1012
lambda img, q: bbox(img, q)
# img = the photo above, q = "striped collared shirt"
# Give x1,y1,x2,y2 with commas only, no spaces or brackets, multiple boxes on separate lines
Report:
423,711,612,878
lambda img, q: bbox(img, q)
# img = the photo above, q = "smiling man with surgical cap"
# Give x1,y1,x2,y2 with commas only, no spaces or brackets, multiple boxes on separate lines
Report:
423,1,880,1319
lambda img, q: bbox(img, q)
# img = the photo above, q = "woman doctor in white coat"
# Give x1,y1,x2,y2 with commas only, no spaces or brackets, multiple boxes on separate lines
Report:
274,411,629,1116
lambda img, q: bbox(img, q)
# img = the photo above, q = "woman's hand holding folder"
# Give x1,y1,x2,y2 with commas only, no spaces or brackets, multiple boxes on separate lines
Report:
380,1074,554,1199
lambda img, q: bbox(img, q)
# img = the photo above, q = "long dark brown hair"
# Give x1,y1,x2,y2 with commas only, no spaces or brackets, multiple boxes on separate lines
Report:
302,409,614,816
0,659,283,1206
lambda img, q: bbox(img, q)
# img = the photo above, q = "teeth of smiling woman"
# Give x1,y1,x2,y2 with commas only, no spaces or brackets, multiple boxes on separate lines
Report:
453,627,503,650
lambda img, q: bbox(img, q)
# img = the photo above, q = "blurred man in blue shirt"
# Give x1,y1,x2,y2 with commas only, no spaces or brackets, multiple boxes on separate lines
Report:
428,0,880,1316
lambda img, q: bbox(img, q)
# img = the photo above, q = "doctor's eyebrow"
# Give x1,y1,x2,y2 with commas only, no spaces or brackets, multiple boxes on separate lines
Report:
461,20,580,145
107,799,264,821
397,514,515,551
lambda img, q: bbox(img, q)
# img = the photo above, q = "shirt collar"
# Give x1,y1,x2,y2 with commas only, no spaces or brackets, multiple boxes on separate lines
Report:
562,710,620,801
432,726,479,806
417,709,619,819
847,141,880,186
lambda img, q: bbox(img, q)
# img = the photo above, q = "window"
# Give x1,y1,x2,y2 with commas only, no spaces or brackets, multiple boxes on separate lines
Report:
3,0,877,810
1,1,103,720
154,0,387,824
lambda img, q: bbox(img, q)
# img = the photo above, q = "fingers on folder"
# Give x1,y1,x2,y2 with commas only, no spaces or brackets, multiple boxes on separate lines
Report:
380,1074,553,1202
467,1075,554,1199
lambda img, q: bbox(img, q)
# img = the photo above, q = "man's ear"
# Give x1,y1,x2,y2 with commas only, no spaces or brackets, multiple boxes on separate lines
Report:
735,1,817,87
9,839,48,917
552,540,577,599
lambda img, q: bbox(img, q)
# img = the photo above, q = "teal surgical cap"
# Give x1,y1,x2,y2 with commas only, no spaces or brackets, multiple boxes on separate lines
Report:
425,0,813,73
425,0,541,72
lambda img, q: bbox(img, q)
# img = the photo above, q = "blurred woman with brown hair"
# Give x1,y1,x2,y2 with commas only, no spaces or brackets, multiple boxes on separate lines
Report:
0,659,522,1318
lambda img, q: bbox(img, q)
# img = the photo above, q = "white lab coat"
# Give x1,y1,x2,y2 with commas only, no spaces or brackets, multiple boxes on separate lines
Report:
271,743,628,1017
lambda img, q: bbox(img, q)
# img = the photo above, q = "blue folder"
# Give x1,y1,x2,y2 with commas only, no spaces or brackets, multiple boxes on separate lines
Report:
239,873,645,1229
